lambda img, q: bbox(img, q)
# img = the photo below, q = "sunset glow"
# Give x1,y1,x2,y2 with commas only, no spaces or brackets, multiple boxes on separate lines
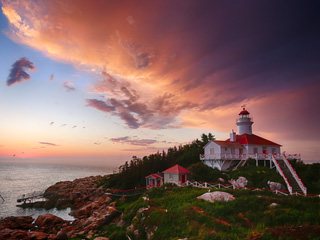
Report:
1,0,319,167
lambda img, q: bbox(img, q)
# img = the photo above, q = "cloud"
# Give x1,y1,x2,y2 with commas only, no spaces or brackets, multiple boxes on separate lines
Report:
126,16,135,25
87,70,196,129
110,136,157,146
7,57,35,86
63,81,76,92
3,1,320,140
72,125,77,128
61,124,67,127
39,142,59,147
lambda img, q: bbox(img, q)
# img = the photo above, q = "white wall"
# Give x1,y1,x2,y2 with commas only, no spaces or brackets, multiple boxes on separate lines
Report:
204,141,221,155
164,173,179,183
246,145,281,154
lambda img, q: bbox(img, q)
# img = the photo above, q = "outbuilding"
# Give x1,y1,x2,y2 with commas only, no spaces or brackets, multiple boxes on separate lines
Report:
145,164,190,188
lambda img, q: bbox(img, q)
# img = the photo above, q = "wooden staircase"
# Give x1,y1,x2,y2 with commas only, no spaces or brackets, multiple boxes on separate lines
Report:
277,159,303,193
271,153,307,195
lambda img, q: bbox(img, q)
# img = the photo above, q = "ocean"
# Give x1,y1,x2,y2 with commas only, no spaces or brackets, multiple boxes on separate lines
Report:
0,162,112,220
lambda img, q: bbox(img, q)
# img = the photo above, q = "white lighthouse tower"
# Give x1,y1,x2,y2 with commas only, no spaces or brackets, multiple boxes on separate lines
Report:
236,108,253,135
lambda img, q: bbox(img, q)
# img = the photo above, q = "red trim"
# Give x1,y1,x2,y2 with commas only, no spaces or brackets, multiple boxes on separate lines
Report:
225,134,281,146
272,154,292,189
239,110,250,115
283,154,306,188
163,164,190,174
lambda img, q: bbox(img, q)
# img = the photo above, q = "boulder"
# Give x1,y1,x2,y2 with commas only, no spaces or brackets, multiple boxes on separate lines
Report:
55,230,68,240
267,181,286,191
0,228,29,240
0,216,34,230
269,202,279,208
217,178,225,183
35,214,68,229
229,176,248,188
28,231,49,240
197,191,235,202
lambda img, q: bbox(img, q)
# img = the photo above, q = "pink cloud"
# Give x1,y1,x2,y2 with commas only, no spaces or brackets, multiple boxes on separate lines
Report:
110,136,157,146
7,57,35,86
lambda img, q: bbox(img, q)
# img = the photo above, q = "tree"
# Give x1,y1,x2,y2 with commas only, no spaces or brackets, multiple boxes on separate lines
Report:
208,133,215,141
201,133,208,144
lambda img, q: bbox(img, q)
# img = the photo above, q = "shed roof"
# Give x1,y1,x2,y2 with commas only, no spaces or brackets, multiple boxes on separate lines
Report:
162,164,190,174
145,173,163,179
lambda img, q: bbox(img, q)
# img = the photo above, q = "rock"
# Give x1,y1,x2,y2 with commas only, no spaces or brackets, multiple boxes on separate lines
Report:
218,178,225,183
142,196,150,201
133,229,140,238
267,181,286,191
55,230,68,240
0,216,34,230
197,191,235,202
35,214,69,233
0,228,29,240
28,231,49,240
269,202,279,208
145,226,158,240
93,237,110,240
229,176,248,188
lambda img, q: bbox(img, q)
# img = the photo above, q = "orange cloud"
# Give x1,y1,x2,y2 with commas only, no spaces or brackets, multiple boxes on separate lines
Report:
2,0,320,139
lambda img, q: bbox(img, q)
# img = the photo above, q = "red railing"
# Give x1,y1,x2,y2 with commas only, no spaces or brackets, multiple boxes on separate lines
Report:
271,154,292,194
282,154,307,195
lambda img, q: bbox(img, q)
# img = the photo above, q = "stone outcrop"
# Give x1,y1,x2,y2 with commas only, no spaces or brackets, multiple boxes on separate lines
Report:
229,176,248,188
197,191,235,202
267,181,286,191
2,175,121,239
0,216,34,231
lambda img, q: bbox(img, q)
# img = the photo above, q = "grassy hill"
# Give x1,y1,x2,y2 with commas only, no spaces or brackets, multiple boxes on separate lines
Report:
99,133,319,194
93,134,320,239
96,185,320,240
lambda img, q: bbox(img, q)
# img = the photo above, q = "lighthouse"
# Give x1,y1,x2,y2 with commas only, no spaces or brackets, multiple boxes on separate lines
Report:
236,108,253,135
200,107,306,195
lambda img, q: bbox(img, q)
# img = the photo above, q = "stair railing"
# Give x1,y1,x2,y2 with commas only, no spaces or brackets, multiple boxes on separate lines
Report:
282,154,307,195
271,154,292,194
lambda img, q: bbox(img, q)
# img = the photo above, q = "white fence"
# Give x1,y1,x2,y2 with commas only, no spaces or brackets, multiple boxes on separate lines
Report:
167,180,318,197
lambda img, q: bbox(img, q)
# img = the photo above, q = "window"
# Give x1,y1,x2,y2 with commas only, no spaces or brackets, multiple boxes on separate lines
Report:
231,148,235,154
272,148,276,154
239,148,243,154
210,148,214,154
169,173,173,179
225,148,227,151
253,147,258,154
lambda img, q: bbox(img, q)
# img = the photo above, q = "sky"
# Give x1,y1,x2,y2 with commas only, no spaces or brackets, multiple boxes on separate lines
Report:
0,0,319,168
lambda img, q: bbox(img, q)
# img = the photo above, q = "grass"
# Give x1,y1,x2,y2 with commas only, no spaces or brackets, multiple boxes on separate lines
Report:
102,185,320,240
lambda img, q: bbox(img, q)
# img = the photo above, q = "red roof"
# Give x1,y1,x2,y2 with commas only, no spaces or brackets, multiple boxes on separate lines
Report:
162,164,190,174
239,108,250,115
226,134,281,146
145,173,163,179
213,140,243,148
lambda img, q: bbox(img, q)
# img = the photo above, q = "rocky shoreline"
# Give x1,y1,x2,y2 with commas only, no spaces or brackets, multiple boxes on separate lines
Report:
0,176,120,240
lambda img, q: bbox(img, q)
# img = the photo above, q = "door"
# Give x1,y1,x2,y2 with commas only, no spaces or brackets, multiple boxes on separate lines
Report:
263,147,267,155
181,174,186,183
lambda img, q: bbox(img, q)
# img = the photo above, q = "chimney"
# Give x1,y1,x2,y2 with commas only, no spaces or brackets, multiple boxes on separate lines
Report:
230,129,236,142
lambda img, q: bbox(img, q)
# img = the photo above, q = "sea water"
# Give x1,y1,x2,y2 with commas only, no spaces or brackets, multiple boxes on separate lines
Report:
0,162,112,220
